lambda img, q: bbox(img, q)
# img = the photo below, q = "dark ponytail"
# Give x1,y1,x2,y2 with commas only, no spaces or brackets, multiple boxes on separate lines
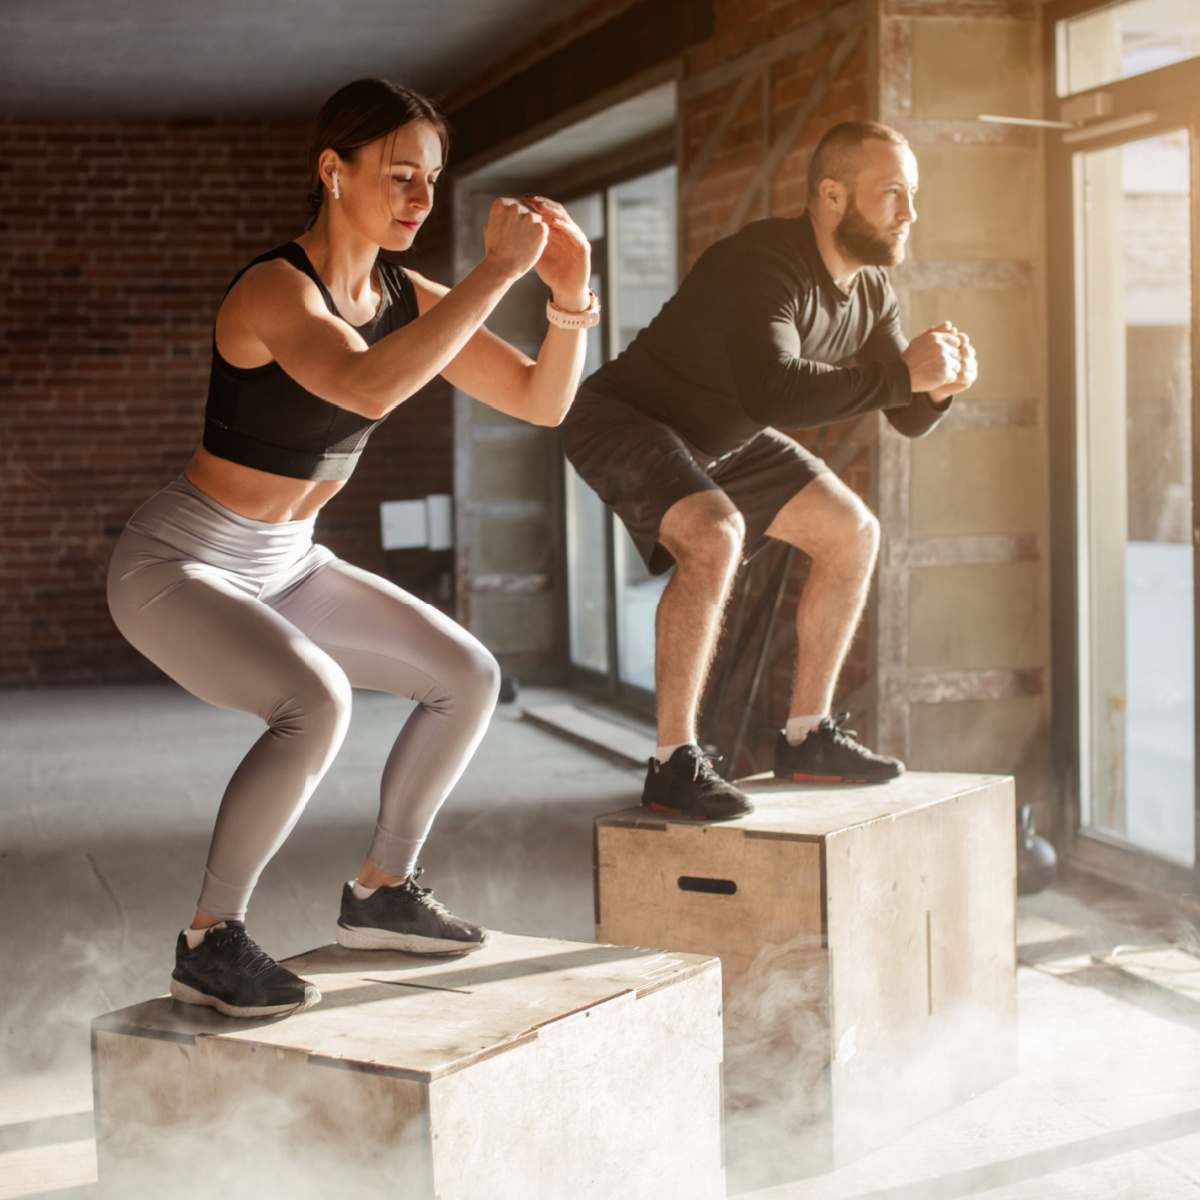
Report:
306,79,450,229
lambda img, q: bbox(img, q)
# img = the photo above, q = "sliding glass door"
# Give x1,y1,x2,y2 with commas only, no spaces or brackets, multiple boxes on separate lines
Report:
563,164,677,703
1050,0,1200,883
1074,128,1194,863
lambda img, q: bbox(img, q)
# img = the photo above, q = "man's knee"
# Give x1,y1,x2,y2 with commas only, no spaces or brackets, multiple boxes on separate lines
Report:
675,515,744,575
817,497,878,571
661,496,745,576
778,480,879,568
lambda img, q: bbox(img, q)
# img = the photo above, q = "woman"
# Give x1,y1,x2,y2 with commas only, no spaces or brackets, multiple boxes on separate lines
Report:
107,79,597,1019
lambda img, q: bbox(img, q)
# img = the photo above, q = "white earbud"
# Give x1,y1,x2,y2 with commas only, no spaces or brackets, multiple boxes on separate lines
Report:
332,168,340,200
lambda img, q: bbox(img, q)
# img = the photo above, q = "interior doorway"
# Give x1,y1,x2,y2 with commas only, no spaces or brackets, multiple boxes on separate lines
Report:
448,74,676,686
563,165,678,706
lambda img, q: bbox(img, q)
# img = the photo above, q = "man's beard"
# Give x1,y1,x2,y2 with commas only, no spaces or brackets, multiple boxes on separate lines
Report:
835,197,906,267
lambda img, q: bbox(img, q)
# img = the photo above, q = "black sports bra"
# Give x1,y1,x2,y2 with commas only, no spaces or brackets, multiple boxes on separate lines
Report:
202,242,419,481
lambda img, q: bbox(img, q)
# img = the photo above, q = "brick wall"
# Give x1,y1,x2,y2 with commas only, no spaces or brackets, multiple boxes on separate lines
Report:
678,0,873,771
0,116,453,685
682,0,868,264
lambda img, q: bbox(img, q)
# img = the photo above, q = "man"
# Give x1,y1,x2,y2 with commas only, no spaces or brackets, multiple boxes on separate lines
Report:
561,120,977,819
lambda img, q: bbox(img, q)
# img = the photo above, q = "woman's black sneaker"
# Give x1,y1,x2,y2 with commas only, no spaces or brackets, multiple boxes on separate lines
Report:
773,714,904,784
170,922,321,1019
336,869,490,954
641,744,755,821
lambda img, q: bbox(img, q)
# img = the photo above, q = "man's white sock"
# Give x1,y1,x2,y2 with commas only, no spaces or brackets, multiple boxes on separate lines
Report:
785,715,825,746
350,879,378,900
655,741,693,765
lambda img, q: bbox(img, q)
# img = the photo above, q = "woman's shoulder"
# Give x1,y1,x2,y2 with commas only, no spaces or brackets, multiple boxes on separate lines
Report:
224,246,327,316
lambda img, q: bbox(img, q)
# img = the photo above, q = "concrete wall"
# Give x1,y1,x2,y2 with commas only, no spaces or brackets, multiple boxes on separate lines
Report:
876,0,1053,821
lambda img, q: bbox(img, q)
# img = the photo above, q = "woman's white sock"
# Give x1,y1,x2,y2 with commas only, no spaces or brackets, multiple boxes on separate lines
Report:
184,923,223,950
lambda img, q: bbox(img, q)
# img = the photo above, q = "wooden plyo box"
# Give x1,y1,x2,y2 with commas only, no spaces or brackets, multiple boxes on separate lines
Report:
92,932,724,1200
595,772,1017,1191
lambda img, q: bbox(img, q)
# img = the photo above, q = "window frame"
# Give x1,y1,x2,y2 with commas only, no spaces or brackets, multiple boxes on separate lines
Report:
1045,0,1200,892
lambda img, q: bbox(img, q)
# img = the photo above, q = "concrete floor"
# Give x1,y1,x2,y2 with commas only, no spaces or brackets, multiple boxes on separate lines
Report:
3,683,1200,1199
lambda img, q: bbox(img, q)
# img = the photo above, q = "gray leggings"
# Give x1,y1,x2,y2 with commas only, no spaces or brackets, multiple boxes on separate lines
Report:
107,476,500,922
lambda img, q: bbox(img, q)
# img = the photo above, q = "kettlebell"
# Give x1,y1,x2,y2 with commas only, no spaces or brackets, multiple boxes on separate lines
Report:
1017,802,1057,895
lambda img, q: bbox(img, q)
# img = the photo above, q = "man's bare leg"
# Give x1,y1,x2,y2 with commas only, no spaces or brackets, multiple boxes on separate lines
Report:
653,490,745,747
763,472,899,780
640,488,754,818
764,474,880,721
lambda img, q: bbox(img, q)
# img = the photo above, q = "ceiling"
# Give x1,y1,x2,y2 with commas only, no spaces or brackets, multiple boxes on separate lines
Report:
0,0,599,117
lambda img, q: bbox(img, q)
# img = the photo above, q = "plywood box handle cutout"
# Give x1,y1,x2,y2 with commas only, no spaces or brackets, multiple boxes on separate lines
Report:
677,876,738,896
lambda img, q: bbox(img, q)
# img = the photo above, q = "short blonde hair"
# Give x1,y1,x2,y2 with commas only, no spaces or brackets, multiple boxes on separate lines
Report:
807,120,909,203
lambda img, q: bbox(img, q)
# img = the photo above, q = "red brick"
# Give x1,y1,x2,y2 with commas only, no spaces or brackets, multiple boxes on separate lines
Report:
0,115,449,684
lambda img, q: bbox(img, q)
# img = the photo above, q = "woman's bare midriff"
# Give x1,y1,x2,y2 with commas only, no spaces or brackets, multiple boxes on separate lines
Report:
184,446,347,523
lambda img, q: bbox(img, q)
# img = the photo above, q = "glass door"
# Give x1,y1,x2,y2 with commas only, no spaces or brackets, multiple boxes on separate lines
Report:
563,164,677,703
1073,126,1195,864
563,193,611,680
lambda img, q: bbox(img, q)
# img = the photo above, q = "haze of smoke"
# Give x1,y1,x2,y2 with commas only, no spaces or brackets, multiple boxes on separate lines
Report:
95,1057,433,1200
721,930,1020,1193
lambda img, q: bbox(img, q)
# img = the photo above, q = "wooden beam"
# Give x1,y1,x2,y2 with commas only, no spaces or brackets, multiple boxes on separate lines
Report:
720,27,866,238
680,0,869,100
888,533,1039,567
907,668,1043,704
680,68,763,200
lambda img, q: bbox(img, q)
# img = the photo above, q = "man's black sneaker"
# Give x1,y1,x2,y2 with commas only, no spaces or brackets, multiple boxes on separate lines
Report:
336,869,490,954
642,744,755,821
170,922,321,1019
773,714,904,784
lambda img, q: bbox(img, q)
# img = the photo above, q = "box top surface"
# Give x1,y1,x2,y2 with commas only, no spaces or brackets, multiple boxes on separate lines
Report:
596,770,1011,839
92,932,716,1082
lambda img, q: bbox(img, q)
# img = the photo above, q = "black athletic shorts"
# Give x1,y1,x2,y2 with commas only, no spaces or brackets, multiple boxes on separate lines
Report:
561,382,828,576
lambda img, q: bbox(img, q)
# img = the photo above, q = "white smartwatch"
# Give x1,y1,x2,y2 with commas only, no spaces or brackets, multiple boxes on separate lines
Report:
546,289,601,330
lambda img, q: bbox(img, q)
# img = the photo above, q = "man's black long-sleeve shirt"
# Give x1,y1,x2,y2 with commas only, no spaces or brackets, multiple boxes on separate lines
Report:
589,211,949,457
